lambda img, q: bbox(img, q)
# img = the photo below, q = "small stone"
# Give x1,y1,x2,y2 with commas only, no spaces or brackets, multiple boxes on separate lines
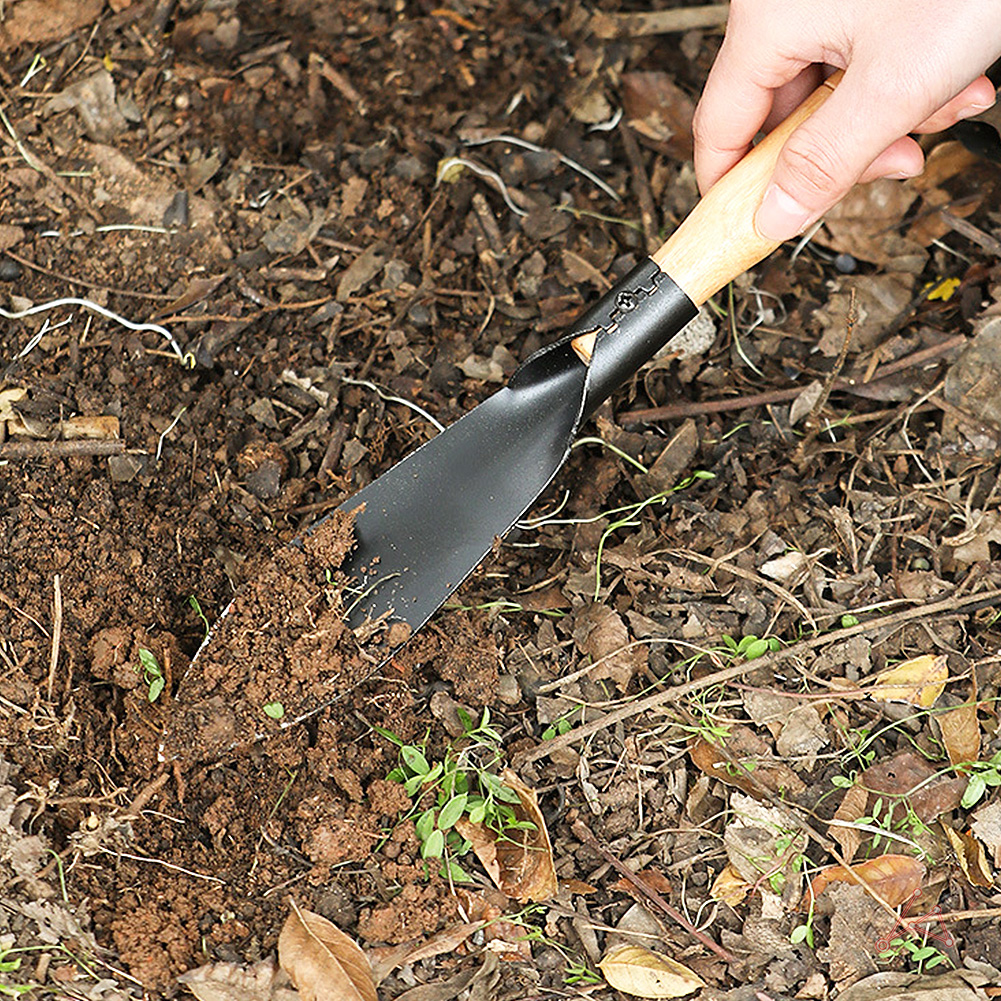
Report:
497,674,521,705
163,190,189,229
834,252,856,273
0,257,23,281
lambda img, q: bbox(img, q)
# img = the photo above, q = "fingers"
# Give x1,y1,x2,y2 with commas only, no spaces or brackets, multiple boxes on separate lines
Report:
753,65,945,242
856,136,924,184
911,74,997,132
693,6,813,194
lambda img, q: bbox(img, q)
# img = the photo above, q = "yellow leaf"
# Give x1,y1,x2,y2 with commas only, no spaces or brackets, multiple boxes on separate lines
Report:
943,825,994,888
709,863,750,907
925,277,960,302
869,654,947,708
599,945,705,998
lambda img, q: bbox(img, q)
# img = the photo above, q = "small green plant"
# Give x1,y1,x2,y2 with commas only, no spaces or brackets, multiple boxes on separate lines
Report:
790,899,815,948
878,936,951,974
263,701,285,720
959,749,1001,808
378,707,534,881
137,648,165,702
563,958,603,986
541,713,575,741
721,633,781,660
841,613,860,628
189,595,210,638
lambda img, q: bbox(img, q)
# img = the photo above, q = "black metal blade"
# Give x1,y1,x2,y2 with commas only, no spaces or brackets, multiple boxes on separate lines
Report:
336,258,696,633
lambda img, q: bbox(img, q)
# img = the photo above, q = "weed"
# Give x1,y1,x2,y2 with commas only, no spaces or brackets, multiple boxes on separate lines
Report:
263,701,285,720
501,906,603,987
540,711,576,741
136,648,165,702
563,959,604,986
878,936,952,974
721,633,781,660
188,595,210,638
958,749,1001,808
377,707,534,881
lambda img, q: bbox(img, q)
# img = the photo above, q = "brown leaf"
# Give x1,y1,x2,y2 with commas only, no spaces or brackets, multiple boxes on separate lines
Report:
816,179,921,266
278,901,376,1001
938,702,981,767
454,770,557,903
620,72,695,160
61,416,120,441
573,603,645,690
943,825,994,888
367,921,485,986
830,783,869,863
806,854,925,908
709,863,750,907
688,726,806,799
869,654,947,708
178,959,297,1001
598,944,705,998
860,749,967,824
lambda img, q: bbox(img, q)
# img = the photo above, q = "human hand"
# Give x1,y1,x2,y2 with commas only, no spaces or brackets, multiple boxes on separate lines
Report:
692,0,1001,243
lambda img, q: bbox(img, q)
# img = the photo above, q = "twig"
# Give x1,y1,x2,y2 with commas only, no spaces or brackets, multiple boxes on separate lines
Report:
940,210,1001,257
590,5,730,38
101,848,225,884
47,575,62,702
571,818,736,963
618,122,659,253
3,250,173,301
0,439,125,459
516,586,1001,765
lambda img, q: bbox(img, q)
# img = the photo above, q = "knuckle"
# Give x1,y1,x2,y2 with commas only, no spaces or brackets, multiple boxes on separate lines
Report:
779,138,845,200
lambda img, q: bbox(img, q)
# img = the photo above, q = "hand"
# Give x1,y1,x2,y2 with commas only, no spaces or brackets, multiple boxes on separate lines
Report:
692,0,1001,242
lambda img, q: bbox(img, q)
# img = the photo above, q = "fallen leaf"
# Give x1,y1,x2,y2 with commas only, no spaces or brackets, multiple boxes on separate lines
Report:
278,901,376,1001
367,921,485,986
971,800,1001,867
610,868,674,901
688,726,806,799
620,72,695,160
178,958,297,1001
869,654,947,708
598,944,704,998
573,603,646,690
454,770,557,903
806,854,925,908
710,863,750,907
942,825,994,888
860,750,966,824
937,701,981,767
830,782,869,863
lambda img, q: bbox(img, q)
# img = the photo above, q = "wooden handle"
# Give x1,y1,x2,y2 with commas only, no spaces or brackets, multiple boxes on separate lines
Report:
651,71,841,305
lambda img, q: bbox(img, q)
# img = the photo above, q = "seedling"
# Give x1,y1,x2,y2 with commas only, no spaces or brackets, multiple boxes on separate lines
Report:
959,749,1001,808
377,707,535,881
188,595,210,638
137,648,165,702
721,633,781,660
263,701,285,720
878,936,951,974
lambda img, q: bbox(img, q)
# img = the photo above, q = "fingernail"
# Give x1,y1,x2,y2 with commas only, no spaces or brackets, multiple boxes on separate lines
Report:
959,98,996,119
885,169,916,180
755,184,813,243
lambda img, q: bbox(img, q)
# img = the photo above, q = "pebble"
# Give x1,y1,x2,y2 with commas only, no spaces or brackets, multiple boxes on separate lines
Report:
834,252,856,274
0,257,22,281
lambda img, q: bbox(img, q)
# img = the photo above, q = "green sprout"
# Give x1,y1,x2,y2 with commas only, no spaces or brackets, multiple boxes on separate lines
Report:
137,648,165,702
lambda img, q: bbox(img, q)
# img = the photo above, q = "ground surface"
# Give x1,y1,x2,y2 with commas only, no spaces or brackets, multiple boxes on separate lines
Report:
2,1,1001,999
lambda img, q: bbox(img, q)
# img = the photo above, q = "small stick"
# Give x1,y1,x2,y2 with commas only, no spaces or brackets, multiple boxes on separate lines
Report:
619,123,659,254
0,440,125,459
47,574,62,701
4,251,173,301
571,818,736,963
591,5,730,38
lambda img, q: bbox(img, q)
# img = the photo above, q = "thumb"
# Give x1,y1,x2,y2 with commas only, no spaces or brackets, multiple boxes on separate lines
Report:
754,69,924,242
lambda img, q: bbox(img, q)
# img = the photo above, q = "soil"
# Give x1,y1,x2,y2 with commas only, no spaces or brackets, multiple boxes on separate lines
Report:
2,1,1001,998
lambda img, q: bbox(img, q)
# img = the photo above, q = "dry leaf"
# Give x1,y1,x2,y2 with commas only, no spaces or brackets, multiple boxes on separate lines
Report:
710,863,750,907
869,654,947,708
278,901,376,1001
971,800,1001,867
61,415,120,440
806,854,925,908
937,701,981,766
573,603,646,690
178,958,297,1001
688,726,806,799
367,921,485,986
830,783,869,863
454,770,557,902
943,825,994,888
598,944,705,998
860,750,966,824
620,72,695,160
